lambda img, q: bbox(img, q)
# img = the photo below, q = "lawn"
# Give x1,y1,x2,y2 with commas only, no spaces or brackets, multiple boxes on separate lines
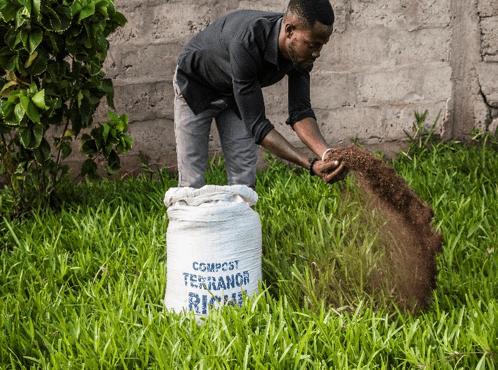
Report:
1,133,497,369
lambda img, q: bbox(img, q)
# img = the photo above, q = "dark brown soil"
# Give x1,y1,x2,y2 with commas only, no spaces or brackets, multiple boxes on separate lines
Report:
327,145,443,312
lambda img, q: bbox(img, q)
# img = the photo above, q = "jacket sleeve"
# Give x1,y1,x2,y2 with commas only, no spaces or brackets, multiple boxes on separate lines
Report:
286,65,316,128
229,39,275,144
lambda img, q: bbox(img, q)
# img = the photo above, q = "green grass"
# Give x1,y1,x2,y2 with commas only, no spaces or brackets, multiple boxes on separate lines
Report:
1,135,497,369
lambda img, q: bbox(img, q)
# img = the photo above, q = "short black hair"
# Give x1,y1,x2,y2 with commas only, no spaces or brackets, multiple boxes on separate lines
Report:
285,0,335,28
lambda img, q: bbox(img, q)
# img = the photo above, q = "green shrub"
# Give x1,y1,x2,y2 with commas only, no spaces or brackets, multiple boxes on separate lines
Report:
0,0,131,216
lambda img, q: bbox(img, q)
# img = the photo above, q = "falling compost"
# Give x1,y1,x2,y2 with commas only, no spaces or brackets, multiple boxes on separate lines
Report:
327,145,443,311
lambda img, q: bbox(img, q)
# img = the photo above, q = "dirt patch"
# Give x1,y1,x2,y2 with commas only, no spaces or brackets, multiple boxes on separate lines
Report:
328,145,443,312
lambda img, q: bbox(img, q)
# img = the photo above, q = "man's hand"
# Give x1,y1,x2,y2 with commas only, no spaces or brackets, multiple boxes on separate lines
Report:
312,159,348,184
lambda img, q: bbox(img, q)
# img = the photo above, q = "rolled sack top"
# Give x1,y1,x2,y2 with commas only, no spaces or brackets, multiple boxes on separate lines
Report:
164,185,258,208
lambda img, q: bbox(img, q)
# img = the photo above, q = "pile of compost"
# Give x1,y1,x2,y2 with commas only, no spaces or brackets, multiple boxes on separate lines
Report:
327,145,443,311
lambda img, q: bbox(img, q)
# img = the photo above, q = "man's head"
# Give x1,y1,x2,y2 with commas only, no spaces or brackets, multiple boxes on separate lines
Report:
280,0,334,68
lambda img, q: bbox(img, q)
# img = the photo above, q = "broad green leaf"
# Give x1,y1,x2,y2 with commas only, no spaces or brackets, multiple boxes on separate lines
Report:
61,141,72,160
27,28,43,54
5,27,23,49
20,95,31,113
80,133,92,143
17,0,31,14
7,90,22,104
31,90,46,110
20,28,29,51
103,143,112,157
116,136,130,154
0,2,21,22
18,127,31,148
115,120,125,132
0,122,14,134
21,95,40,122
95,0,108,18
88,61,101,76
33,137,51,164
0,81,18,95
24,48,49,76
81,158,100,180
6,70,16,81
108,5,127,27
14,102,25,122
80,139,97,155
28,82,37,95
120,113,129,127
78,3,95,22
44,7,61,31
123,135,132,150
1,101,16,124
15,6,30,29
45,32,60,54
107,110,120,122
0,47,19,71
54,5,72,32
77,90,84,108
32,0,41,20
81,22,93,49
70,1,83,18
102,79,115,109
103,122,110,142
105,149,120,174
24,51,38,68
31,122,43,147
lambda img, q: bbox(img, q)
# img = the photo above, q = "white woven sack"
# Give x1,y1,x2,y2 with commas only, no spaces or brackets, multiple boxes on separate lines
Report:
164,185,262,317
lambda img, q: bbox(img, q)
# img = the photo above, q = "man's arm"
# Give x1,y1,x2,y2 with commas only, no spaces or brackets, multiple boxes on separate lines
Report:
260,128,346,183
292,117,330,158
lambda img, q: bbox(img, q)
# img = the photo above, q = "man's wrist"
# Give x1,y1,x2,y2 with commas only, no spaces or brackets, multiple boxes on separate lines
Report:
308,158,319,176
321,148,334,161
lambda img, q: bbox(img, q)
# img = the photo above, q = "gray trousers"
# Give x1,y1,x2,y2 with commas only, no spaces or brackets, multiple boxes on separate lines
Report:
173,68,258,189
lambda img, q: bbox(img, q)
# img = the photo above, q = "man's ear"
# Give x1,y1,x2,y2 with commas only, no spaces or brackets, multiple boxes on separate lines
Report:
284,22,295,38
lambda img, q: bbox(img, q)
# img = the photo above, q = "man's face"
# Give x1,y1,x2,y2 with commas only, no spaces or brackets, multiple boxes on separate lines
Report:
286,21,333,68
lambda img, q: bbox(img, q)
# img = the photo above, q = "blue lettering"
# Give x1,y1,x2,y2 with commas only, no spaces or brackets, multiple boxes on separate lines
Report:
199,263,206,272
207,263,215,272
183,273,189,286
190,273,198,288
207,276,217,290
215,263,221,272
198,275,206,289
235,273,244,287
222,262,228,271
202,294,207,314
189,292,200,313
243,271,250,285
226,274,235,289
234,260,239,269
192,262,199,271
209,295,222,307
229,262,234,271
217,276,226,290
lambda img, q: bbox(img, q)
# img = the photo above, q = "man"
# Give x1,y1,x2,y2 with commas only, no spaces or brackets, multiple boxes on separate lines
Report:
173,0,348,190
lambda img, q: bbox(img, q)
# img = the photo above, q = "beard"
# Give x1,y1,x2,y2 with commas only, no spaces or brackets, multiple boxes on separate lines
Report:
288,40,313,68
288,40,298,63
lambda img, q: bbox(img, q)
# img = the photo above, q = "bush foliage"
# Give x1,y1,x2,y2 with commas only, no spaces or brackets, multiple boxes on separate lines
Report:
0,0,131,214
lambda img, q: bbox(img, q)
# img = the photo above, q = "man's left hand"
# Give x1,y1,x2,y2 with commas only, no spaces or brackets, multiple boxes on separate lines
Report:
313,159,349,184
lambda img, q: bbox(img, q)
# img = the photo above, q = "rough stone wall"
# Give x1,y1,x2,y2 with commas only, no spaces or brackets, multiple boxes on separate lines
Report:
477,0,498,134
57,0,495,175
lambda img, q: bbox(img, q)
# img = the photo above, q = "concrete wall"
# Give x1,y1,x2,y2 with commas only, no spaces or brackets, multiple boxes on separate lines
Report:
57,0,497,175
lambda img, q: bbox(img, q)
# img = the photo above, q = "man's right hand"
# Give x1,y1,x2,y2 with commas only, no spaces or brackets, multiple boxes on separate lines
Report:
312,160,348,184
